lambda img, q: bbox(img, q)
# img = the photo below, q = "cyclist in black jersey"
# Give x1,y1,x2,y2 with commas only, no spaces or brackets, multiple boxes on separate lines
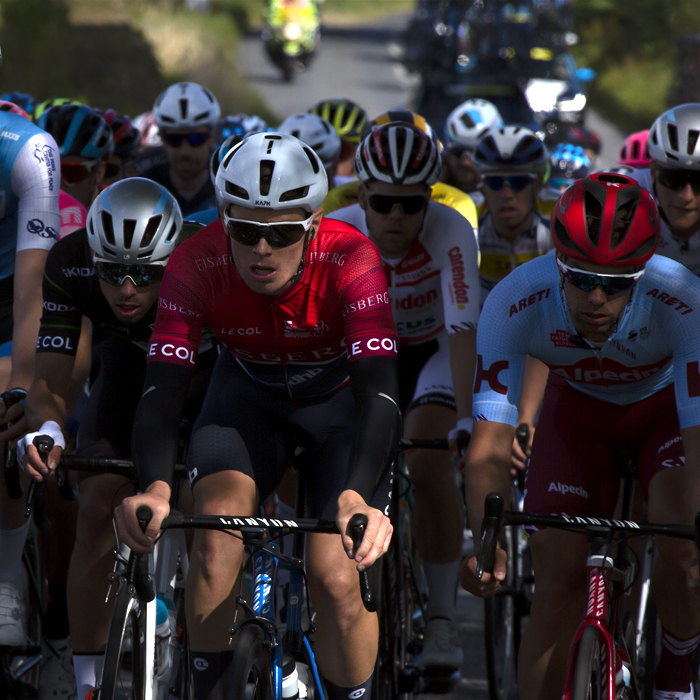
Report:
19,178,216,700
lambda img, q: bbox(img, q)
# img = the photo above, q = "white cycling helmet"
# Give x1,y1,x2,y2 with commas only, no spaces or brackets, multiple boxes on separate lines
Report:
152,82,221,130
215,132,328,213
472,126,549,175
87,178,183,264
648,103,700,170
445,99,504,148
277,113,341,168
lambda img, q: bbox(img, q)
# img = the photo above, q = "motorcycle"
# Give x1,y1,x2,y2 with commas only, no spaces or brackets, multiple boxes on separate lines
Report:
262,0,320,82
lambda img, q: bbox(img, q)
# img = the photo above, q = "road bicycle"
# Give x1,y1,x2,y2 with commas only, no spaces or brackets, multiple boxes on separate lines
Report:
476,491,700,700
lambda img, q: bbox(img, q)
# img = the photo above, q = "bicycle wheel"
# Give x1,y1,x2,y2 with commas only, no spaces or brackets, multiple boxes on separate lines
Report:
230,625,273,700
100,580,148,700
571,626,605,700
484,525,516,700
372,552,400,700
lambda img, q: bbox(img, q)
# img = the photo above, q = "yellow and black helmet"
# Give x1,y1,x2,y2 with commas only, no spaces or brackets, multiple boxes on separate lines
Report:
309,98,368,146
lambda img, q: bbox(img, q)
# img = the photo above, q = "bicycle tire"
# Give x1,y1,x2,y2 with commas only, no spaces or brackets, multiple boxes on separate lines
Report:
230,625,273,700
484,525,516,700
100,581,148,700
571,626,605,700
372,552,400,700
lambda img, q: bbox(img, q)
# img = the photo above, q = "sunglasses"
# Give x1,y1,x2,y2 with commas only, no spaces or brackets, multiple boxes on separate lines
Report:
161,131,211,148
367,192,429,215
557,258,644,295
655,166,700,195
223,213,313,249
61,160,99,186
94,260,167,287
483,174,536,192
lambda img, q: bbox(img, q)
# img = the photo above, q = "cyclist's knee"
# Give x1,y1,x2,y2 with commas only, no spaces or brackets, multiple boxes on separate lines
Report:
529,529,588,604
307,540,363,619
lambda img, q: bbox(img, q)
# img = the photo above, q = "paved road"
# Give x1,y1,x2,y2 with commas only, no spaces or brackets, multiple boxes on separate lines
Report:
238,14,623,166
238,15,622,700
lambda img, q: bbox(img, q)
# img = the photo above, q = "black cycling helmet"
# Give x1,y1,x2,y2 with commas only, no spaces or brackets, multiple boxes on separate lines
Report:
38,104,114,159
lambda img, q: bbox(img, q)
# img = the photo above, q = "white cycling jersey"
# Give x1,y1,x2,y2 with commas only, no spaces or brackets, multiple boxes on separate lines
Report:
634,168,700,277
478,208,553,305
0,114,60,280
473,253,700,429
327,201,480,344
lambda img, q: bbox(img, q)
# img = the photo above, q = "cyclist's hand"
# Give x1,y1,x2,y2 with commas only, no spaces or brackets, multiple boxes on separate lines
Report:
511,425,534,474
458,546,507,597
337,490,393,571
114,485,171,553
17,422,66,482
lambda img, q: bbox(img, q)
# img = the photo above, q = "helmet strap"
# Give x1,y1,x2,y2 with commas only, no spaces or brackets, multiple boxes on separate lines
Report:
289,228,312,285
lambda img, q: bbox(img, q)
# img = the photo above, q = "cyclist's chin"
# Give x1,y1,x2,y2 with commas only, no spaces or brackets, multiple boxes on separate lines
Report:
112,303,147,323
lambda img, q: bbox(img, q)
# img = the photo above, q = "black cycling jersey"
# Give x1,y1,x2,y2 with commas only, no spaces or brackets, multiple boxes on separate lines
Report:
37,222,204,356
139,162,217,217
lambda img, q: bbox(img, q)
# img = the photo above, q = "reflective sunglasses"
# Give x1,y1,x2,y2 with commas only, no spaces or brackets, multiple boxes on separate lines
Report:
367,192,429,215
94,260,167,287
160,131,211,148
483,174,536,192
223,213,313,249
556,258,644,295
61,160,99,185
655,166,700,195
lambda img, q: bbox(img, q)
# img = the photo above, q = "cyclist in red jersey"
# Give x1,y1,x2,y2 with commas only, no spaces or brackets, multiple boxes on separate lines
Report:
460,175,700,700
115,132,401,700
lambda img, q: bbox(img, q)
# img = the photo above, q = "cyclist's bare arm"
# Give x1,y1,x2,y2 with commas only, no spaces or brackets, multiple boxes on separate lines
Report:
460,420,514,595
512,355,549,469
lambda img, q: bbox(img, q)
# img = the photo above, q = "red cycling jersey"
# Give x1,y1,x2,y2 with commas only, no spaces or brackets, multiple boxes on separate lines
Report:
148,218,398,397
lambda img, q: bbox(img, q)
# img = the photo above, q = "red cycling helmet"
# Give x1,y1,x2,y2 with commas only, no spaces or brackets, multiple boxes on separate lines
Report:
551,173,660,267
618,130,650,168
0,100,29,120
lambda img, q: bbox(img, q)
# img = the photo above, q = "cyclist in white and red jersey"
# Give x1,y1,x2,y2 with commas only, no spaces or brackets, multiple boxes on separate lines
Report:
328,121,479,675
115,132,401,700
460,173,700,700
633,104,700,276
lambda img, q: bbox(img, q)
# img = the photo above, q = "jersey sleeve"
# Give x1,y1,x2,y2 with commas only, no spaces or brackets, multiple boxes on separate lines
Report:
37,241,84,356
434,205,481,334
471,274,530,426
339,237,398,362
147,242,208,370
14,132,61,253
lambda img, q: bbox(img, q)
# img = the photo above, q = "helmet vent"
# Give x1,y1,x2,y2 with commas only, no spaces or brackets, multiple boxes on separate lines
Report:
166,221,178,243
554,219,586,258
179,98,188,121
583,190,603,245
665,151,680,162
103,245,116,258
260,160,275,196
160,115,175,125
597,173,629,185
101,211,115,246
193,112,211,123
688,130,699,155
280,186,309,203
142,215,162,248
123,219,137,250
460,113,477,129
667,123,679,152
225,181,249,200
302,146,320,174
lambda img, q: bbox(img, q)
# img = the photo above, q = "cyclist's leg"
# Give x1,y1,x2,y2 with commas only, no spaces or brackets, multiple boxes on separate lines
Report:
402,339,464,671
639,402,700,696
517,375,621,700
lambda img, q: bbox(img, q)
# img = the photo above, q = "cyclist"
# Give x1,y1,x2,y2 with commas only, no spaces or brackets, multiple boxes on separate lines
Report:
141,82,221,217
38,104,114,211
619,129,650,170
278,112,343,187
632,104,700,276
546,142,591,193
215,113,269,148
460,173,700,700
322,109,480,233
563,125,602,168
441,98,504,205
96,109,141,186
328,122,479,676
115,132,400,700
18,178,215,700
0,103,60,649
309,97,368,180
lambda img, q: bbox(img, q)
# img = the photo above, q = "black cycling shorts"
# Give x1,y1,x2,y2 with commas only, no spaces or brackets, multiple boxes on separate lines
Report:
187,349,392,520
0,276,14,346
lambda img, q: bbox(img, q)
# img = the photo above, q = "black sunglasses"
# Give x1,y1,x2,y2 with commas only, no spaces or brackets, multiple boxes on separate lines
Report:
655,166,700,195
223,214,313,249
161,131,211,148
367,192,429,215
483,174,536,192
94,261,166,287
